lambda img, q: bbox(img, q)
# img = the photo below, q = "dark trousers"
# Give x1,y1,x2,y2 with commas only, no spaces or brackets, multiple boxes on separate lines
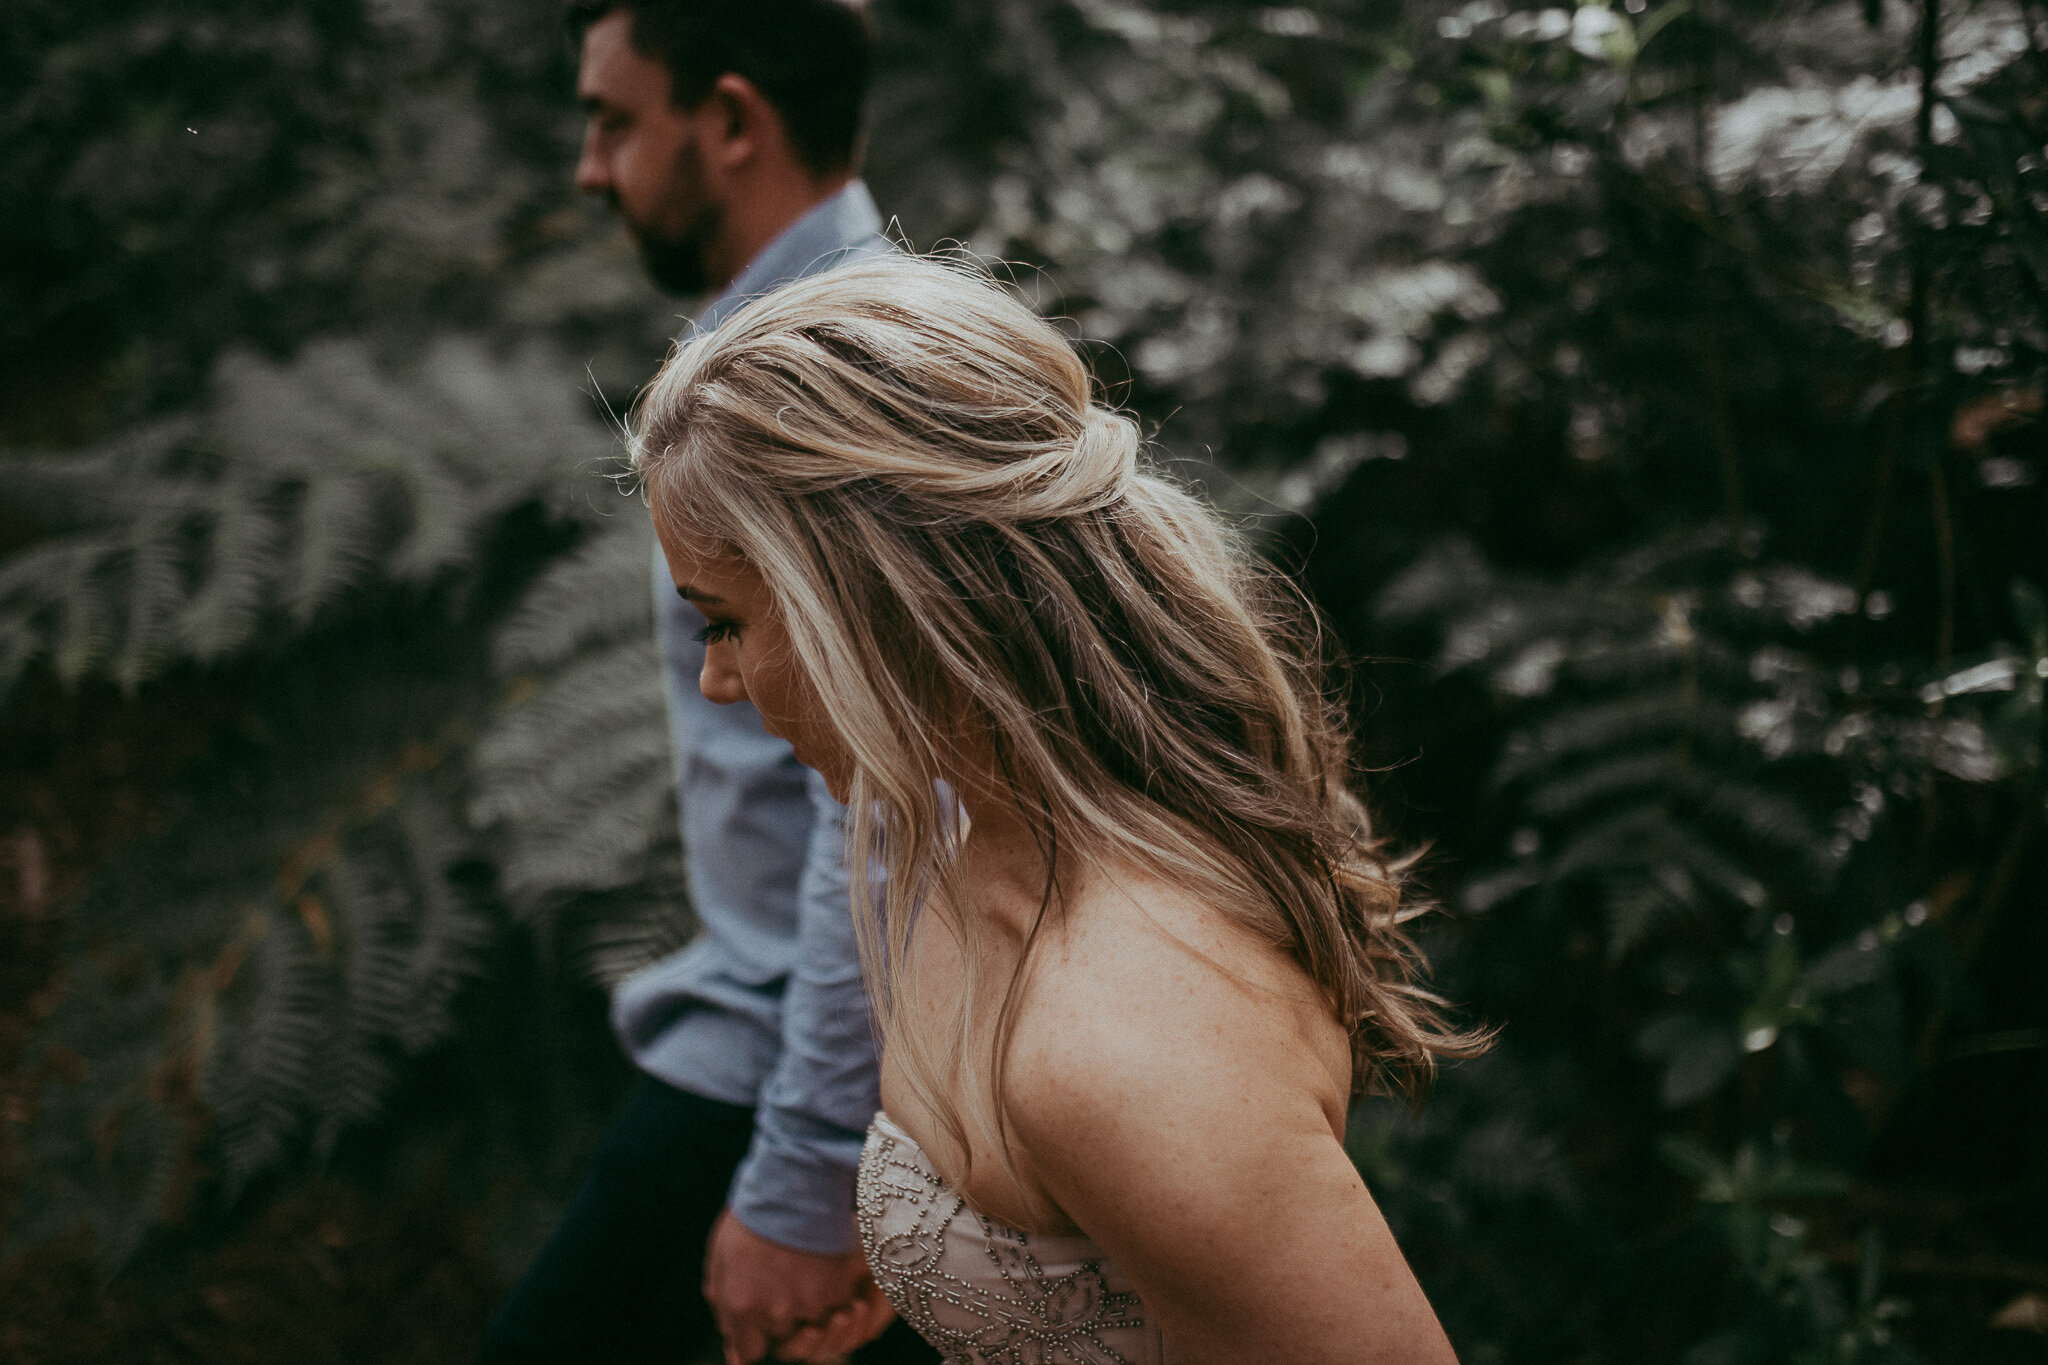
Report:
480,1077,939,1365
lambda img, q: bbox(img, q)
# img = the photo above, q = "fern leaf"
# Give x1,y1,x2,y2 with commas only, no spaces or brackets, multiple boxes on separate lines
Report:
310,849,405,1161
491,518,654,673
0,626,34,699
386,452,482,583
390,784,494,1054
94,1101,188,1273
474,648,672,897
1658,825,1772,913
178,478,284,661
50,542,118,684
114,510,189,691
469,509,689,975
421,337,613,497
1540,805,1675,887
576,878,694,989
1374,539,1493,623
1493,690,1742,787
1,330,617,695
287,470,385,622
502,754,674,903
1524,751,1692,820
0,538,105,689
474,645,668,809
210,910,334,1192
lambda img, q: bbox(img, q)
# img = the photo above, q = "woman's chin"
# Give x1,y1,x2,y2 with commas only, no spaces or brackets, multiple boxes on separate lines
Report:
794,746,851,804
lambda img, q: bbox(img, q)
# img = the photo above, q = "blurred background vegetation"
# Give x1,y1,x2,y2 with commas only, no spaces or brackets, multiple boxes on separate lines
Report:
2,0,2044,1360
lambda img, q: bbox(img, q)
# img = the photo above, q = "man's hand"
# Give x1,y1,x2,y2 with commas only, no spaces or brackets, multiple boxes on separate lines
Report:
767,1283,897,1365
703,1207,897,1364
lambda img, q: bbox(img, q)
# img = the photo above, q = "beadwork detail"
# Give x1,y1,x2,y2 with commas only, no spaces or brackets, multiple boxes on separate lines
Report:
856,1113,1167,1365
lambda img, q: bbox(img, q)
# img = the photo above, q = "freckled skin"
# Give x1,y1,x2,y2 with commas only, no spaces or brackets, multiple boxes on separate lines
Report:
896,855,1456,1365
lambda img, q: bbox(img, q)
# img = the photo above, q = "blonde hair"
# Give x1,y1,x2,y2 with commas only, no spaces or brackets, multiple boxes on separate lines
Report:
633,255,1479,1182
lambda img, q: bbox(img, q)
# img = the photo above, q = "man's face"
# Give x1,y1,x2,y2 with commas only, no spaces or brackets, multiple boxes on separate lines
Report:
574,10,720,295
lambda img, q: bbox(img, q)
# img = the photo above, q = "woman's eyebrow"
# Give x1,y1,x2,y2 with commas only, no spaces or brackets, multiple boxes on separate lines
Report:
675,584,727,604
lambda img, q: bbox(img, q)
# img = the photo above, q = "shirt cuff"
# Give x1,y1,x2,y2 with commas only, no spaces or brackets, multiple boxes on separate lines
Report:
727,1115,867,1255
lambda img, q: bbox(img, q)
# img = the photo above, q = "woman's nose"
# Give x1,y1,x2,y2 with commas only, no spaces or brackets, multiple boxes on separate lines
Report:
698,655,746,706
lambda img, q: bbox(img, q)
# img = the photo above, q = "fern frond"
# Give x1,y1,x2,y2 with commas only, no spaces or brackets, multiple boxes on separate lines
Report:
512,762,675,904
49,540,119,684
210,910,334,1191
1523,751,1691,819
491,518,654,672
471,512,688,973
0,538,103,690
287,471,387,622
1526,755,1825,866
311,849,407,1160
1407,530,1865,976
1606,523,1738,586
390,785,495,1054
178,479,283,661
0,330,617,697
1375,539,1494,624
575,877,694,989
386,451,479,582
1493,691,1745,787
1569,635,1752,693
475,646,667,810
114,509,189,690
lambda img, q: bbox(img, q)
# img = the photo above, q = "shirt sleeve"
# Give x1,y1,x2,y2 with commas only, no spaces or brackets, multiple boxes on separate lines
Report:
725,769,881,1254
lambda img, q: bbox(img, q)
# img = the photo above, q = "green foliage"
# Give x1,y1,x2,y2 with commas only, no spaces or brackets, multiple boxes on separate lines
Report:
1,0,684,1295
1304,0,2048,1354
470,514,691,987
1360,526,2034,1361
2,330,642,1268
0,336,608,696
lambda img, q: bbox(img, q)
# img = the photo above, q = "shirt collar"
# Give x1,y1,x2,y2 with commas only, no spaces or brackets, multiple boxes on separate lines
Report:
696,180,886,333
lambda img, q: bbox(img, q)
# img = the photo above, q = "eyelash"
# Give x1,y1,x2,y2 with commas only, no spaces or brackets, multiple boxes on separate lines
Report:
694,621,739,645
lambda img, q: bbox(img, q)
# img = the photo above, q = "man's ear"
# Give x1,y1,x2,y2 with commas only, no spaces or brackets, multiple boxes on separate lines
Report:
702,72,783,172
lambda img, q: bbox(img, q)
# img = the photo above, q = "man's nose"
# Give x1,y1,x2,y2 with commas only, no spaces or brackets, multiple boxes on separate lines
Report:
573,128,609,195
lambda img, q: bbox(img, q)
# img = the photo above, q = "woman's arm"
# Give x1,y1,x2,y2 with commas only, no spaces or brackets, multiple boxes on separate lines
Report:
1007,906,1458,1365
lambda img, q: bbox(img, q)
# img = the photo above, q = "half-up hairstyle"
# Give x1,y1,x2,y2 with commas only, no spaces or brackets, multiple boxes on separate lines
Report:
633,255,1481,1184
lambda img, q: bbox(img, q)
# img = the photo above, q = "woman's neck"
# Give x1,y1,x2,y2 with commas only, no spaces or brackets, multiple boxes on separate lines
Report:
953,788,1071,946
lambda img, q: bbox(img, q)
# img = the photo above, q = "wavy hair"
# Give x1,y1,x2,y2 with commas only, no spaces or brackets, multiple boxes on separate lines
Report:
632,255,1481,1183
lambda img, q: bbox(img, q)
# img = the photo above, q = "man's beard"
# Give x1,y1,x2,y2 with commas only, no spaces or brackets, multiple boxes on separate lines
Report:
634,208,719,296
625,138,721,297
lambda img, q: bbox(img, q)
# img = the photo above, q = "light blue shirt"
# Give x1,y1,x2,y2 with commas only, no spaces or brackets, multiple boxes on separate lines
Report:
611,181,892,1255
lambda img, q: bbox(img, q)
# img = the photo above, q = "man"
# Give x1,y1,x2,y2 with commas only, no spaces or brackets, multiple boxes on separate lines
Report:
480,4,934,1363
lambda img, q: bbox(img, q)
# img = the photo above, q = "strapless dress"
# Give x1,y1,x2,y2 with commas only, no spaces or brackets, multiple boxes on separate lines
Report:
855,1111,1170,1364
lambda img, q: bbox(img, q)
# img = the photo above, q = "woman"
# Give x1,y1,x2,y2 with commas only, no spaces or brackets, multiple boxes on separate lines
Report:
632,255,1480,1364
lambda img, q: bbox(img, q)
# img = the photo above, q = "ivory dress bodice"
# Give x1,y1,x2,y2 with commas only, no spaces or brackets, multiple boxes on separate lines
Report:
856,1112,1170,1364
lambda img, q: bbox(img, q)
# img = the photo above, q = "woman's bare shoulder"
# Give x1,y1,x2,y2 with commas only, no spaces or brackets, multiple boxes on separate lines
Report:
1004,862,1351,1150
994,868,1461,1363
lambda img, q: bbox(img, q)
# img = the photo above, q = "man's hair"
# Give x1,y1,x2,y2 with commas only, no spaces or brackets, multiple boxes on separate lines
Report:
566,0,872,176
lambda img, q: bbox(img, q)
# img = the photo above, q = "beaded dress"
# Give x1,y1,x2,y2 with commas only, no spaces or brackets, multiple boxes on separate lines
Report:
856,1112,1169,1364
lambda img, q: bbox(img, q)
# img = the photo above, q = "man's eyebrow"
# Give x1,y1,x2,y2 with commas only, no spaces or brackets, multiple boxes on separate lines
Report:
676,584,726,604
